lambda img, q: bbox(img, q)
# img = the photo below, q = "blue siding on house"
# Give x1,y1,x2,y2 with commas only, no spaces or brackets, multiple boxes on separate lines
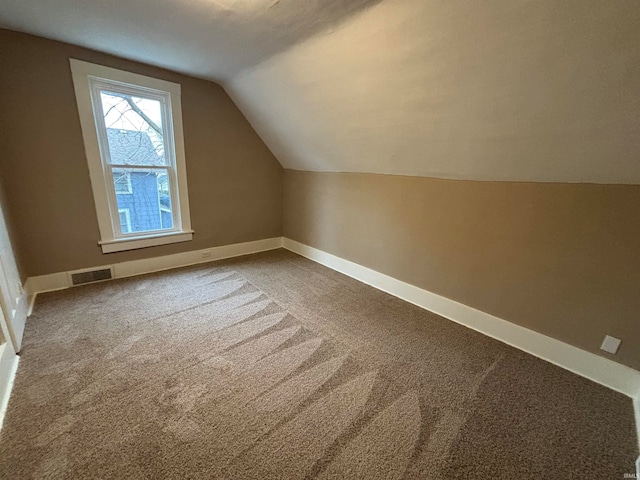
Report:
107,128,173,232
108,128,173,233
116,172,166,232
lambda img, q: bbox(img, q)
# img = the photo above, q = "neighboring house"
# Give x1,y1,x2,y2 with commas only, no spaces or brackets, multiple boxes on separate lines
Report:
106,128,173,233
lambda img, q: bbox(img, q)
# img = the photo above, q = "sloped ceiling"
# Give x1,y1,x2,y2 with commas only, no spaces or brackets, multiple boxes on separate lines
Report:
0,0,381,80
1,0,639,183
227,0,640,184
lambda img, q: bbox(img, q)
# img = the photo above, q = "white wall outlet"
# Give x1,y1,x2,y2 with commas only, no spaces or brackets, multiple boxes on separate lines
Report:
600,335,621,354
201,250,212,259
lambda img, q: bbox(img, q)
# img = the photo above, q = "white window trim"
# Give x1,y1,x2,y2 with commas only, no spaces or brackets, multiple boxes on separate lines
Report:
70,59,193,254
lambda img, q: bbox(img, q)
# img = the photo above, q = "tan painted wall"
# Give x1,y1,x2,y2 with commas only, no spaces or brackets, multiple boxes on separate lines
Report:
283,170,640,370
0,30,283,279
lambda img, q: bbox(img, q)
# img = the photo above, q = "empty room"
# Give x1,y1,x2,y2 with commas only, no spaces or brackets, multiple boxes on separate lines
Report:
0,0,638,478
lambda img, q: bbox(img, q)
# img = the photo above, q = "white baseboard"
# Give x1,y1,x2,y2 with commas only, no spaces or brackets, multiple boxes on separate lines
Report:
282,238,640,399
0,343,19,431
26,293,37,318
24,237,283,298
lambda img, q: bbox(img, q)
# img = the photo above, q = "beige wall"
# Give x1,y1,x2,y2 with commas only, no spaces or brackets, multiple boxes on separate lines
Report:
283,170,640,370
0,30,283,279
2,30,638,370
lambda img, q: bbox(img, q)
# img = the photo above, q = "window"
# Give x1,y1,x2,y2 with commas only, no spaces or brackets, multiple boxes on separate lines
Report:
70,59,192,253
114,171,132,194
118,208,131,233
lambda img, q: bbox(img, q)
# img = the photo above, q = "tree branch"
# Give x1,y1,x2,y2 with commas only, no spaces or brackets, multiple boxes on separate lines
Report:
109,93,163,135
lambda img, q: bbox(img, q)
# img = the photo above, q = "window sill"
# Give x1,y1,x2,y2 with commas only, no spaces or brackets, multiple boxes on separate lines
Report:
99,230,194,253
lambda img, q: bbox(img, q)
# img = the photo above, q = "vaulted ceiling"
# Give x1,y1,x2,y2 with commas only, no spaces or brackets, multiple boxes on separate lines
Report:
0,0,381,79
226,0,640,184
2,0,639,183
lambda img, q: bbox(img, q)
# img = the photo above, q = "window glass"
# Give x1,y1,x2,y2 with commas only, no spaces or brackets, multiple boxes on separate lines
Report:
100,92,166,166
100,91,174,235
118,209,131,233
114,171,132,194
113,168,173,234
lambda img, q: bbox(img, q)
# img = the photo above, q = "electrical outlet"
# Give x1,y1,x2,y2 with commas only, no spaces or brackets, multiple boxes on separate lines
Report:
600,335,621,354
201,250,212,259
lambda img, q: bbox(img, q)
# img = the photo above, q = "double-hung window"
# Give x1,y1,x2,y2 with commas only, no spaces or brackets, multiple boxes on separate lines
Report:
70,59,192,253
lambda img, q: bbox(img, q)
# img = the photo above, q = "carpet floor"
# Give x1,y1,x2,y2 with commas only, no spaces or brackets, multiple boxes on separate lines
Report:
0,249,637,479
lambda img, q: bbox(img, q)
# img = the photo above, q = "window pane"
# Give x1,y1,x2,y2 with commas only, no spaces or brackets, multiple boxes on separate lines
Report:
114,171,132,194
113,168,173,234
100,91,166,166
118,209,131,233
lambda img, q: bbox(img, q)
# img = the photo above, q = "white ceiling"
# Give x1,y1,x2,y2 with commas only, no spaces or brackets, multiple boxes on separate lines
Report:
2,0,639,183
0,0,381,80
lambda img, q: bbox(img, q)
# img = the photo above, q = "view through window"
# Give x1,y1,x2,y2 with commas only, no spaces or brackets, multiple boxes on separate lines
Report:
100,91,174,235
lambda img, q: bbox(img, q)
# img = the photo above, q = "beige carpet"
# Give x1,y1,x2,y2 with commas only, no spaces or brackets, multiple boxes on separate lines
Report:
0,249,637,479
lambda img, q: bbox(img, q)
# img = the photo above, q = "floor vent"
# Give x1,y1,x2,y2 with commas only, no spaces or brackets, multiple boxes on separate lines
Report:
70,268,113,286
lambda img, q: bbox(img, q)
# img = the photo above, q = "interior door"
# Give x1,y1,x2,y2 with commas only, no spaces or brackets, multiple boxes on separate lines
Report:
0,198,24,352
